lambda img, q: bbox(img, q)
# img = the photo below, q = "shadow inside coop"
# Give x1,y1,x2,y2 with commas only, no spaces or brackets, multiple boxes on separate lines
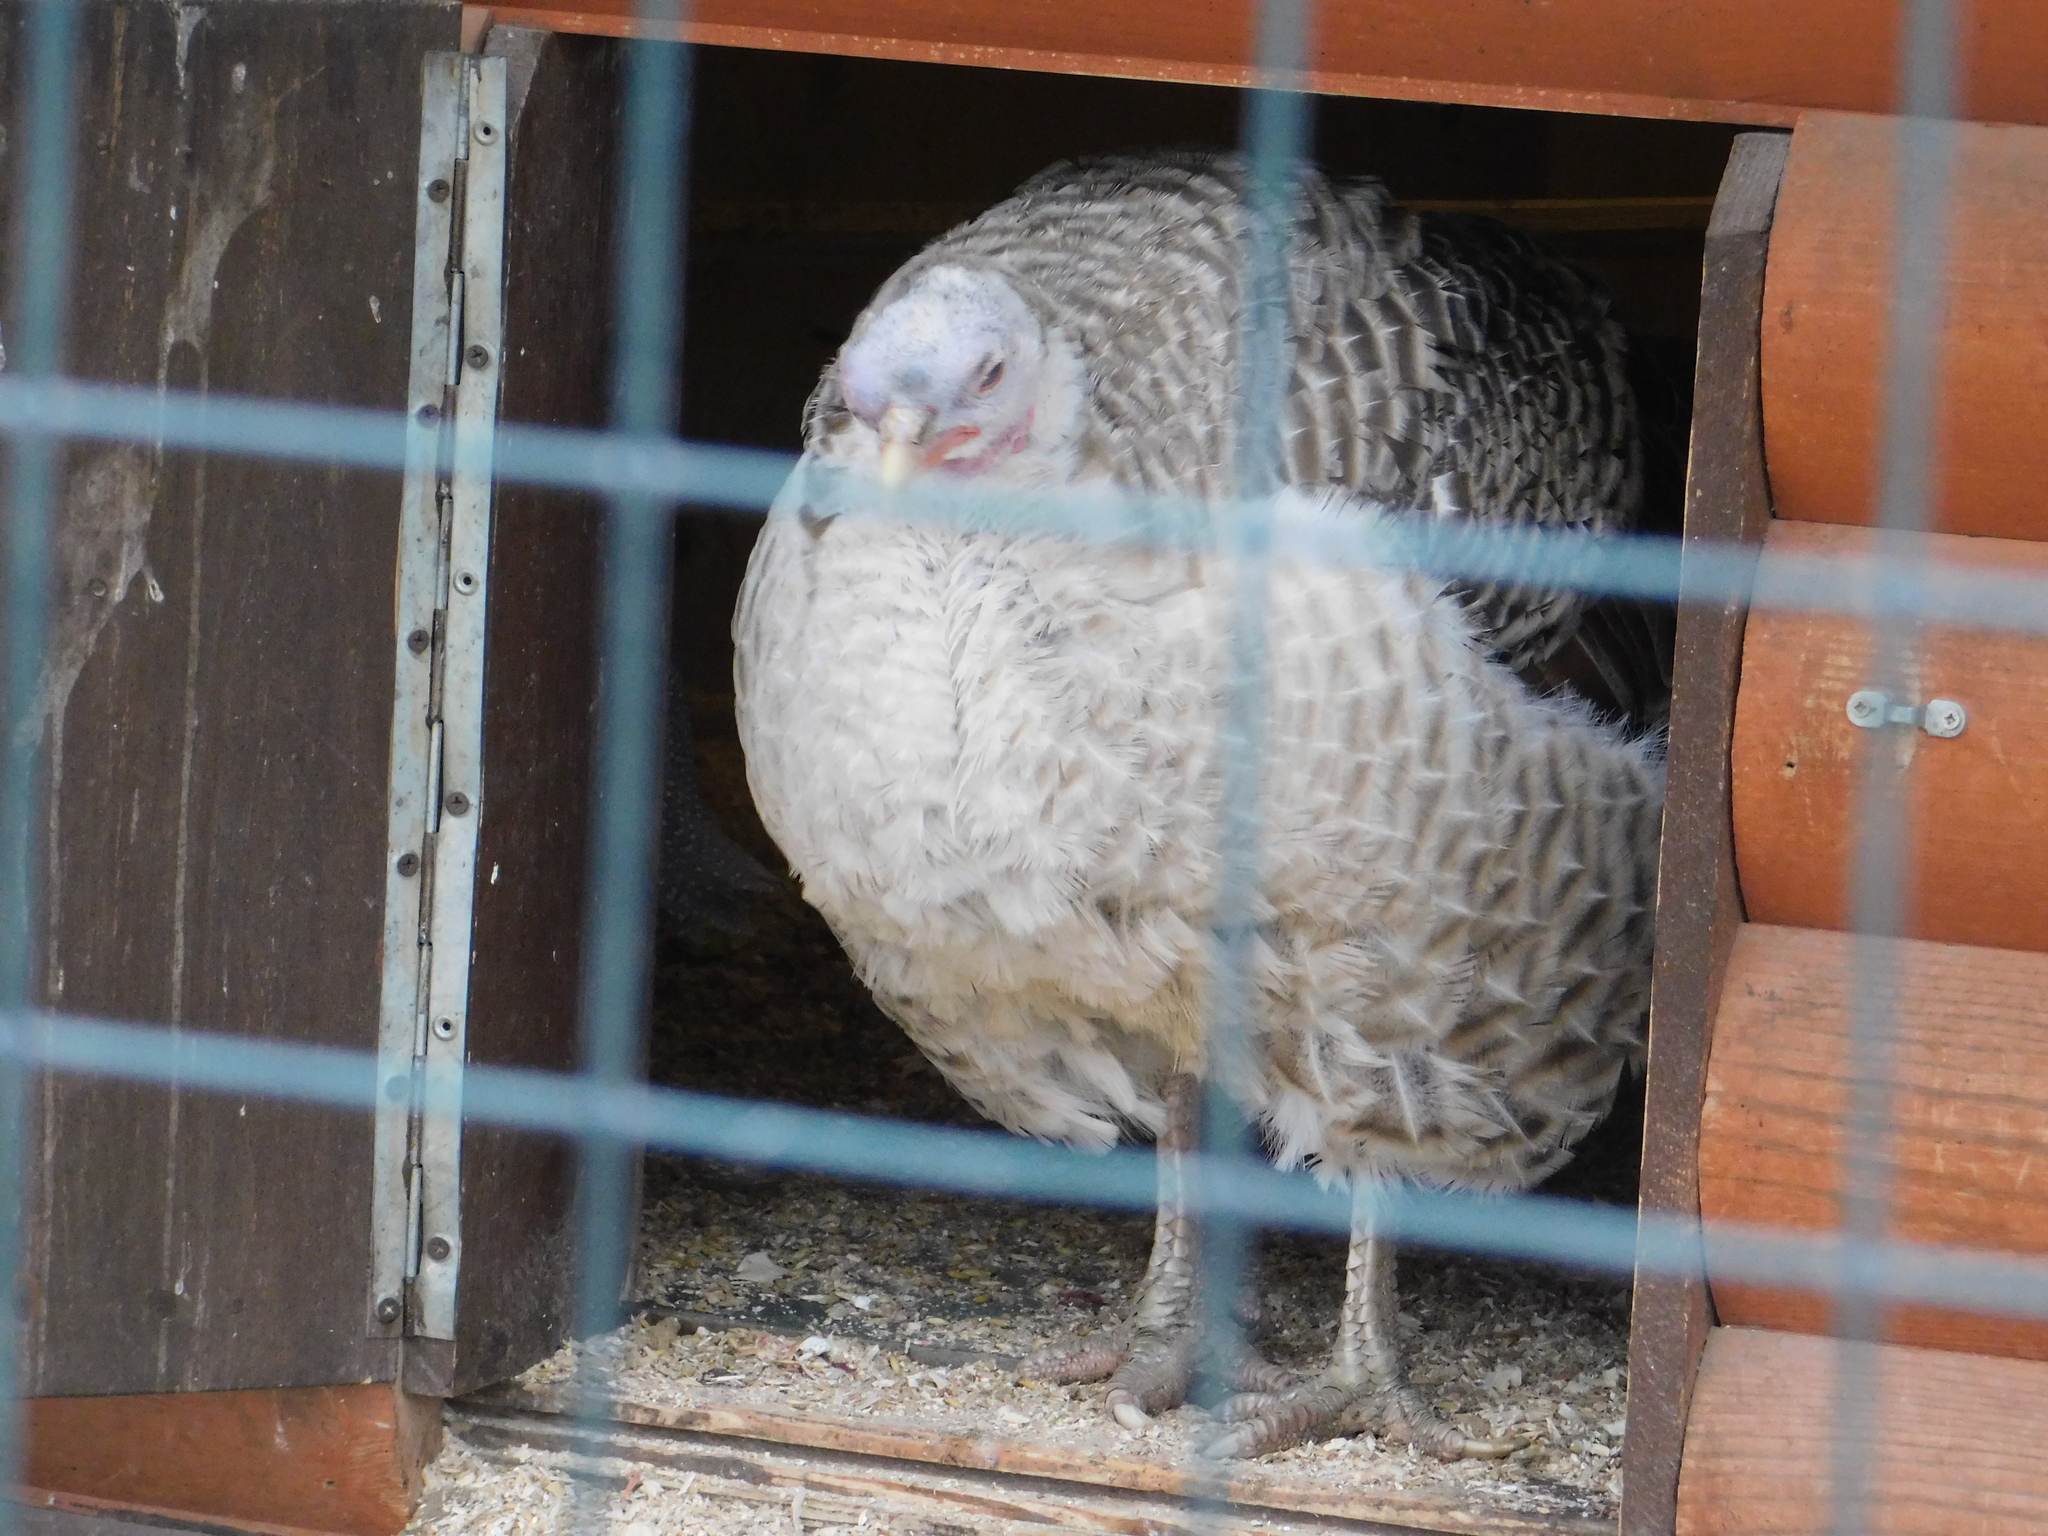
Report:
582,44,1730,1516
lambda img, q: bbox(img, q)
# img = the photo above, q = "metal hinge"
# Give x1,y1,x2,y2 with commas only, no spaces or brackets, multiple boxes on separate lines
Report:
1846,689,1967,740
370,52,508,1344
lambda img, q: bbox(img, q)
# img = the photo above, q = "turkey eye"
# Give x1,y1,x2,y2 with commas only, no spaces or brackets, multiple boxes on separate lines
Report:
975,359,1005,394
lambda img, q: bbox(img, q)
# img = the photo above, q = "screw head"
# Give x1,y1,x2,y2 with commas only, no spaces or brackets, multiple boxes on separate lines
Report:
416,402,440,424
426,177,451,204
466,343,492,371
1924,699,1967,738
432,1015,457,1041
444,791,472,817
426,1236,453,1263
374,1295,402,1325
407,627,431,655
453,569,479,595
395,851,421,878
473,120,498,145
1846,689,1887,728
87,577,108,599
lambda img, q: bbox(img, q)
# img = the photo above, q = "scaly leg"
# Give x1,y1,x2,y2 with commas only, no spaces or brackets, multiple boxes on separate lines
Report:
1205,1181,1525,1460
1019,1074,1292,1429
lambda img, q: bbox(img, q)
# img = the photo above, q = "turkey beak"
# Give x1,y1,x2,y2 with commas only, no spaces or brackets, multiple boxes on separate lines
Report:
877,404,933,490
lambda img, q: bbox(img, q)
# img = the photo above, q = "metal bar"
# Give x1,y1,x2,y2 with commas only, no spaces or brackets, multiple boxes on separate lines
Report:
1832,2,1960,1530
415,52,511,1342
7,1003,2048,1332
1188,0,1312,1512
372,48,467,1345
0,0,80,1514
570,5,691,1528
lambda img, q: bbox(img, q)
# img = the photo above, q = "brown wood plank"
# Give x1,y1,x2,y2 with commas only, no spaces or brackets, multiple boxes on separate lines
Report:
1618,132,1785,1536
1676,1326,2048,1533
1761,113,2048,540
20,1488,346,1536
4,0,459,1398
471,0,2048,128
453,28,620,1399
465,1385,1612,1536
1700,923,2048,1359
1730,521,2048,952
453,1399,1599,1536
23,1386,441,1536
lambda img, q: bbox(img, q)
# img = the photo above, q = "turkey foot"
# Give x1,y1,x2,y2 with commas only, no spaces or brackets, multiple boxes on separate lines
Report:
1018,1075,1294,1429
1204,1211,1526,1461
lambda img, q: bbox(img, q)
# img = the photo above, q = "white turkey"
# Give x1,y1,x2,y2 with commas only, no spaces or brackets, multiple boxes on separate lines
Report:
733,153,1666,1458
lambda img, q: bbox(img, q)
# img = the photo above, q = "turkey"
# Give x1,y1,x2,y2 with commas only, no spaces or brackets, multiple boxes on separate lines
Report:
733,153,1666,1459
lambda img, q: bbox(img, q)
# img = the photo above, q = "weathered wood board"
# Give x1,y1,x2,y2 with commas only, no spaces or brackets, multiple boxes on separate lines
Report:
1618,130,1784,1536
6,0,459,1399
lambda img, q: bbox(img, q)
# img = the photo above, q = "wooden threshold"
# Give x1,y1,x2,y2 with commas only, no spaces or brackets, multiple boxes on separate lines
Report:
460,1384,1611,1536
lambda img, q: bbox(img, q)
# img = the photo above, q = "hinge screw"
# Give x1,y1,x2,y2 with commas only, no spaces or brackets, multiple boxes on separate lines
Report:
444,791,472,817
426,1236,453,1263
374,1295,402,1325
466,343,492,371
407,628,431,655
416,403,440,425
395,852,421,878
1923,699,1968,739
426,178,451,204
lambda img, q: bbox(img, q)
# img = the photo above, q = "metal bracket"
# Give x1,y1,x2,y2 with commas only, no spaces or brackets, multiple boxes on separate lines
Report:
370,52,508,1345
1846,689,1967,739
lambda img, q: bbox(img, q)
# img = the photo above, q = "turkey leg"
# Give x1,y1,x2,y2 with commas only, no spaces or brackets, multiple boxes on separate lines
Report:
1019,1072,1290,1429
1205,1182,1525,1459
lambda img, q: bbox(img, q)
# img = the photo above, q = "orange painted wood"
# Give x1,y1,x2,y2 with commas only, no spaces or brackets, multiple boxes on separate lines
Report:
1762,112,2048,538
1677,1327,2048,1534
1731,520,2048,952
24,1386,441,1536
474,2,2048,129
1700,923,2048,1360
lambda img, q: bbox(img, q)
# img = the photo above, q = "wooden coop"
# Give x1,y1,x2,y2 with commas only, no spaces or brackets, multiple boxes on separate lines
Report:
9,2,2048,1535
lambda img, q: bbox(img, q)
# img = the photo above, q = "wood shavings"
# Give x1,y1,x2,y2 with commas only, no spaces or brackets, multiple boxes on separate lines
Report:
600,1160,1627,1523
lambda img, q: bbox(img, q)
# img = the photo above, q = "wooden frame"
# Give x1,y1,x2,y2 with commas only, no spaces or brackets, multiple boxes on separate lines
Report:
466,1,2048,129
1618,131,1786,1536
23,1388,440,1536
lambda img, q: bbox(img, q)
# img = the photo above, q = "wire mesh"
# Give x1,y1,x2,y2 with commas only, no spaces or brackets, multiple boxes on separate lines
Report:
0,0,2034,1531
